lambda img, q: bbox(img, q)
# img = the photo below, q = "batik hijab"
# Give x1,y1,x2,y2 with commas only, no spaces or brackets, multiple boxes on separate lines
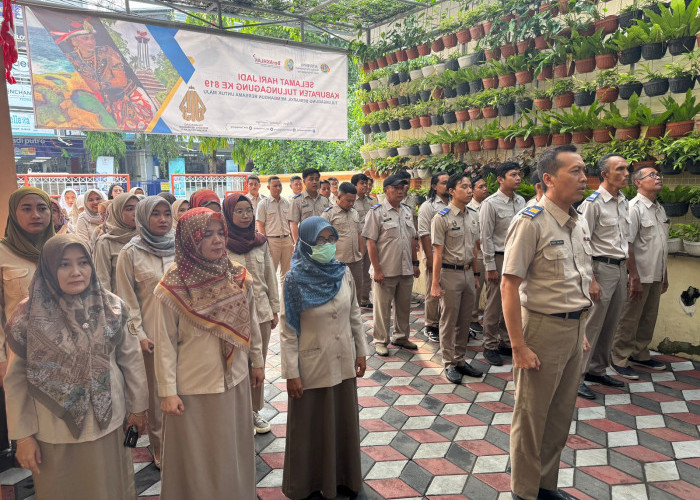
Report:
5,235,127,438
284,216,346,336
1,187,55,263
154,208,251,366
130,196,175,258
50,199,67,233
222,194,266,255
101,193,139,244
80,189,105,225
189,189,220,210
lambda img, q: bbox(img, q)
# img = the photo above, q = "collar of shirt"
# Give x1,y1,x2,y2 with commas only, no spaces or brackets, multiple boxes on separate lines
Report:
542,195,579,227
495,189,515,203
637,193,657,209
303,191,320,201
382,199,401,213
447,202,466,216
597,185,625,205
467,199,481,210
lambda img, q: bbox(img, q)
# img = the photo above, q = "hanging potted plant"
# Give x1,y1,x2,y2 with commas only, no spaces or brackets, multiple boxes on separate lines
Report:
570,29,598,73
668,224,684,253
645,0,700,55
657,185,693,216
490,60,516,88
494,87,518,117
465,126,484,152
452,95,471,122
521,110,553,147
619,4,645,29
534,88,553,110
637,100,671,138
481,121,501,150
637,21,667,60
480,64,500,89
612,26,644,65
573,80,597,107
504,123,534,149
657,133,700,174
515,89,534,113
691,193,700,219
618,71,644,99
592,31,619,69
595,70,620,103
664,62,697,94
550,79,576,108
605,98,642,140
551,102,605,144
640,64,670,97
679,223,700,256
661,89,700,137
509,55,535,84
495,125,518,149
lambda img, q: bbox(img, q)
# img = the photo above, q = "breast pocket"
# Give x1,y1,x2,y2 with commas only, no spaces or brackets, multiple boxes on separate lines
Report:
640,217,655,238
301,204,314,219
383,221,399,239
496,208,513,220
542,246,566,278
3,267,30,303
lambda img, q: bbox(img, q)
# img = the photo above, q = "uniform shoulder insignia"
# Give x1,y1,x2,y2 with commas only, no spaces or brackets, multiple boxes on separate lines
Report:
293,193,302,199
323,206,333,212
439,207,450,216
586,191,600,202
522,206,543,219
371,204,382,210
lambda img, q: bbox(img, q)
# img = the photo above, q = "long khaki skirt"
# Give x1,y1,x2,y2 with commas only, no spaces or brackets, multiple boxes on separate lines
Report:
283,377,363,500
160,380,255,500
34,427,136,500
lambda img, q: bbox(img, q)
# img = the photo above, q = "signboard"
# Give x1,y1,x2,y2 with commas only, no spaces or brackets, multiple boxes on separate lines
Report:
24,6,348,140
10,111,54,136
169,158,186,197
96,156,115,174
225,159,238,173
160,182,170,192
13,137,85,158
8,54,33,109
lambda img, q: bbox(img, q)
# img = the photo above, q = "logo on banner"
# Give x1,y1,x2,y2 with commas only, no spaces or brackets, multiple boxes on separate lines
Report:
179,86,206,122
284,58,294,71
320,63,330,73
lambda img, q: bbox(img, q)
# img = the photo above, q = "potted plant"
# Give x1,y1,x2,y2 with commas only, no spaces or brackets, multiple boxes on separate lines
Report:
620,4,645,29
550,79,576,108
611,28,644,65
664,62,697,94
570,29,598,73
504,123,534,149
668,223,684,253
636,99,672,138
657,184,693,216
480,64,500,89
617,71,644,99
633,20,667,60
593,31,619,70
690,191,700,218
534,88,553,110
605,97,643,140
490,60,517,88
481,121,501,150
494,87,520,117
639,64,670,97
661,90,700,137
574,80,597,107
645,0,700,55
510,54,535,84
495,125,518,149
678,223,700,255
515,89,534,113
596,70,620,103
465,126,484,152
520,110,553,147
550,102,605,144
657,133,700,174
477,88,500,118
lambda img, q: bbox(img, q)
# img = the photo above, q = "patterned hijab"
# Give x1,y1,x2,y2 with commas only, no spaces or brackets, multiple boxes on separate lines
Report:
101,193,139,244
81,189,105,224
284,216,346,336
6,235,127,438
1,187,55,263
154,208,251,366
189,189,221,210
172,199,188,221
50,199,66,233
130,196,175,257
222,194,266,254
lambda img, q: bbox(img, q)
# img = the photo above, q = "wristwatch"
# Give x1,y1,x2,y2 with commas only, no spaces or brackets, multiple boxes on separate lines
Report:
412,260,419,266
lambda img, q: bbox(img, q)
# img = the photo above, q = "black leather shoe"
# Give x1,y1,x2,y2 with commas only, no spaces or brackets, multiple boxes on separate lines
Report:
456,363,483,378
484,348,503,366
470,322,484,334
538,488,579,500
361,303,373,309
584,373,625,388
445,367,462,384
577,383,596,400
426,326,440,343
498,345,513,357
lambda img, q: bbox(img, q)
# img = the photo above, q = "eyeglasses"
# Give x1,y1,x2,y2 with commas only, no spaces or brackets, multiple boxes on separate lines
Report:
233,208,254,216
638,172,663,181
315,236,338,245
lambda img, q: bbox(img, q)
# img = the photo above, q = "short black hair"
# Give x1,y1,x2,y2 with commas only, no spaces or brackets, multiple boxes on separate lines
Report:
429,171,449,201
351,173,369,185
471,175,484,186
338,182,357,195
598,154,626,179
320,180,330,186
158,192,176,204
290,175,302,183
302,168,320,179
247,175,260,184
537,145,578,190
328,177,338,182
268,176,281,183
496,161,520,179
447,172,470,191
530,170,541,185
107,183,123,199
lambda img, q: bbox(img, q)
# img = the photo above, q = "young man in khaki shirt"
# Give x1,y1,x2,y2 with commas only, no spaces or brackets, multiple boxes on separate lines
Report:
256,176,293,285
352,173,374,308
289,168,330,244
467,175,489,336
501,145,598,500
245,175,267,216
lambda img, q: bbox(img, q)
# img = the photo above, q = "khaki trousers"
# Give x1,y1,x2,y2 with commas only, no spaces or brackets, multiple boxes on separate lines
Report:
483,254,510,349
581,260,626,377
438,268,476,368
511,309,585,500
373,275,413,345
472,258,486,323
360,253,372,305
267,236,294,285
252,321,272,412
611,281,663,367
346,259,364,305
143,351,163,460
424,268,440,329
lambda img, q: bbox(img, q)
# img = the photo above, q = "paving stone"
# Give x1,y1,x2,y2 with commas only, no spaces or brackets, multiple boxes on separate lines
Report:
398,460,433,495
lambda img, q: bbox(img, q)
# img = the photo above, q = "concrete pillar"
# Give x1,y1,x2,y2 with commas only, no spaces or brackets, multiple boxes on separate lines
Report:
0,51,18,235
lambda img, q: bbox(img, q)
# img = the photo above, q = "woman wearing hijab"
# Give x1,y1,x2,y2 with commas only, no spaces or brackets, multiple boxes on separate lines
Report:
223,194,279,435
59,188,77,215
172,199,189,222
281,216,368,500
158,192,176,205
88,199,113,251
76,189,105,246
108,184,125,199
116,196,175,468
129,186,145,196
93,193,139,292
153,208,264,500
188,188,221,212
67,193,84,234
3,235,148,500
50,199,69,235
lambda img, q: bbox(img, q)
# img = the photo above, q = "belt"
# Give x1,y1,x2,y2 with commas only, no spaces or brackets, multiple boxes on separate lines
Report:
550,308,589,320
267,234,290,238
442,263,470,271
495,251,505,255
592,256,625,265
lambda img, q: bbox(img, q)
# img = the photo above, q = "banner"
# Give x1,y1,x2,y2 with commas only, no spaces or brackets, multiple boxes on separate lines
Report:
24,6,348,141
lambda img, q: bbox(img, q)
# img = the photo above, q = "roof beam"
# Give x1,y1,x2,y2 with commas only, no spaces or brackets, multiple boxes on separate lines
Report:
301,0,341,17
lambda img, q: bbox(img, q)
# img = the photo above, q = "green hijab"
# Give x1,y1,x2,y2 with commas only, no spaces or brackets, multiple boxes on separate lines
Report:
1,187,55,263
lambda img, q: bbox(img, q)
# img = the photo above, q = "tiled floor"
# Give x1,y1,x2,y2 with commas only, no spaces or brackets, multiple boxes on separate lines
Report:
1,301,699,500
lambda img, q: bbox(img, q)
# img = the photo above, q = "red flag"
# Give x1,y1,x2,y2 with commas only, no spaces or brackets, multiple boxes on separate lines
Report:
1,0,18,84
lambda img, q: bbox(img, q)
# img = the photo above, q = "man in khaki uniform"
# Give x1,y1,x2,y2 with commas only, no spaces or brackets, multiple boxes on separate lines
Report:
290,176,303,196
323,182,363,300
430,173,483,384
256,176,293,285
502,145,597,500
352,173,374,308
467,175,488,336
525,171,545,208
328,177,339,205
479,162,526,366
245,175,267,216
611,167,669,379
576,155,630,399
363,174,420,357
289,168,330,244
417,171,450,342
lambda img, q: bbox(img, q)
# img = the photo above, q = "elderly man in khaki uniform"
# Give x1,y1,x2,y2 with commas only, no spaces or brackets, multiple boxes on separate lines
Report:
576,155,630,399
352,173,374,308
611,166,669,379
430,172,484,384
363,174,420,357
467,175,489,336
479,162,526,366
502,145,597,500
289,168,330,243
417,171,450,343
323,182,364,300
257,176,293,285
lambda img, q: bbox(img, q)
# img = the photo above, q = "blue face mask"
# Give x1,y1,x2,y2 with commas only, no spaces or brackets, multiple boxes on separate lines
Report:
309,242,336,263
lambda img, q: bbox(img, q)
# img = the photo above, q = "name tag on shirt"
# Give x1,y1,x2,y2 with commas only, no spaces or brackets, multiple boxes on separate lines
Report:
550,240,564,246
451,227,461,231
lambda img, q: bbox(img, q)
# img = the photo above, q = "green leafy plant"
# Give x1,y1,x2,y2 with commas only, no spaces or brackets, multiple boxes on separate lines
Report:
548,79,576,97
621,184,638,200
611,28,645,51
627,20,666,44
657,184,694,203
644,0,700,40
596,69,621,88
656,133,700,165
661,90,700,122
676,223,700,241
549,103,606,132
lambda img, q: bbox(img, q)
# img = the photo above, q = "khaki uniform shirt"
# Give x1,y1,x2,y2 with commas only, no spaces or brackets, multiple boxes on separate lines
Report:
503,195,593,314
417,198,448,238
94,237,129,293
227,244,280,324
246,193,267,216
322,205,363,264
289,191,330,223
525,196,542,208
257,196,291,237
115,243,173,342
76,215,101,249
431,203,479,266
467,199,483,259
5,322,148,443
628,194,669,283
362,200,416,277
578,186,630,260
0,243,36,363
280,269,369,390
480,190,526,271
154,285,264,397
354,195,374,226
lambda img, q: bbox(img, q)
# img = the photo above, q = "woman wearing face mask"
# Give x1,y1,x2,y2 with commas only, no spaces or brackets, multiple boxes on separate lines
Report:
76,189,105,246
281,216,368,500
153,208,264,500
115,196,175,469
93,193,139,292
222,194,279,435
50,199,69,235
3,235,148,500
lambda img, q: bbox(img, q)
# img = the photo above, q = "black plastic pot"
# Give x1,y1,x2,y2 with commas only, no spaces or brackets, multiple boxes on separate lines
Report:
619,46,642,65
669,75,695,94
360,124,372,134
619,82,643,100
515,98,533,113
431,114,445,126
467,51,486,66
456,82,470,96
661,160,684,175
388,147,399,157
661,202,689,217
370,124,381,133
688,159,700,174
469,80,484,93
442,111,457,124
419,143,432,155
497,102,515,116
443,86,458,99
643,78,669,97
360,82,371,91
668,36,696,56
389,119,401,131
643,4,663,20
407,145,421,156
574,90,596,107
409,93,419,105
398,71,411,83
419,90,431,102
619,9,643,29
399,118,411,130
642,42,666,60
446,59,460,71
379,122,390,133
398,95,409,106
388,73,400,86
691,204,700,218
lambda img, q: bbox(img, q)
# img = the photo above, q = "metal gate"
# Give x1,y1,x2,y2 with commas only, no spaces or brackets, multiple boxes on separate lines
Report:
17,174,131,198
170,174,248,200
